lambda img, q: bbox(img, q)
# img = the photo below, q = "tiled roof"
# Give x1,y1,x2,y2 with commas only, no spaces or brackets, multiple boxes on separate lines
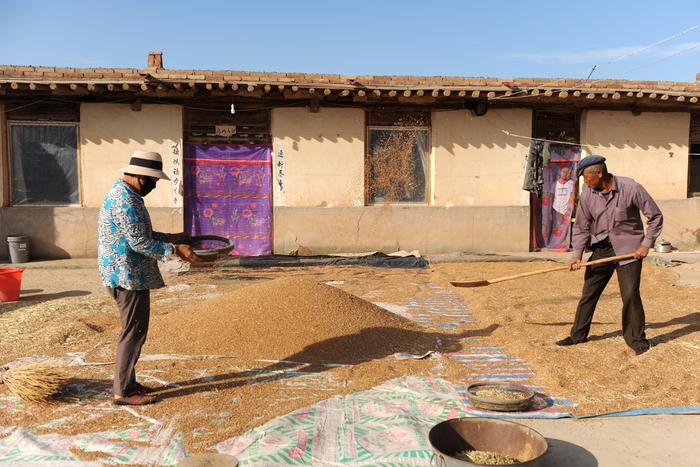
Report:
1,64,699,102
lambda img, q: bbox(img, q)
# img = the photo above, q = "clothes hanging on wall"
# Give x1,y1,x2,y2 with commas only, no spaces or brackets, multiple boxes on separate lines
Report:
522,141,551,197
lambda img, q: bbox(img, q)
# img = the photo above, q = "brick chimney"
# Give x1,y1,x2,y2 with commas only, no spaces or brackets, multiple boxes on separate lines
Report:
147,51,163,69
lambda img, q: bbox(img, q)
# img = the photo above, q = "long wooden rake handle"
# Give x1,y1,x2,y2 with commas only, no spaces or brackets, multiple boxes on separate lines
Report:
450,253,637,287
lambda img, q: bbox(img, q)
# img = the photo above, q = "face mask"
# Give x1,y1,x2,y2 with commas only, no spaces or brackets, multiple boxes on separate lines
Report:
139,177,157,196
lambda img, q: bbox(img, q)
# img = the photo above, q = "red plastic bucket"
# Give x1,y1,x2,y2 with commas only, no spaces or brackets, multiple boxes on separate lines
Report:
0,268,23,302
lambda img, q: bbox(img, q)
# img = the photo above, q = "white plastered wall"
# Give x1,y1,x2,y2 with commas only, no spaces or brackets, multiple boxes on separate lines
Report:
271,107,365,207
580,110,690,200
432,109,533,207
80,103,183,208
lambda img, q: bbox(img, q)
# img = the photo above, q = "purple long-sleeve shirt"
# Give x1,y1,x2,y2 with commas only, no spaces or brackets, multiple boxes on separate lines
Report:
572,175,663,265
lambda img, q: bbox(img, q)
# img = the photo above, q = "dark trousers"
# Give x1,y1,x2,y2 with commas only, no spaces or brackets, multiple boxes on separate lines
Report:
570,242,649,350
107,287,150,397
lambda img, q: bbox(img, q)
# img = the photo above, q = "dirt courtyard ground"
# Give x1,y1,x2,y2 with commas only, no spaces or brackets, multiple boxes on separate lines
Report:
1,256,698,466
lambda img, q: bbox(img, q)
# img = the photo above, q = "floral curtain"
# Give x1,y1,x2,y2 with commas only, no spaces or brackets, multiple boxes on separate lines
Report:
184,144,272,256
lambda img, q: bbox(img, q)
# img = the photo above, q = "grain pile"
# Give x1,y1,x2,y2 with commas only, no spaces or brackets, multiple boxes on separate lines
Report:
474,388,527,401
455,450,518,465
2,274,467,451
146,276,439,364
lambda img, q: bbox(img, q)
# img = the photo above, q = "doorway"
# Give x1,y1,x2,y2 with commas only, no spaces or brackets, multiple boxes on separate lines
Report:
530,110,581,251
183,106,273,256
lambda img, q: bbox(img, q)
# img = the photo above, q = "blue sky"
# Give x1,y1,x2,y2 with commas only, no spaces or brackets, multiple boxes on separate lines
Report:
1,0,699,82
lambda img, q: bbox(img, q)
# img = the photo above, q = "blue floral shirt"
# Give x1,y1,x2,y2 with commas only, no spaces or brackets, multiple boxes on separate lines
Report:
98,179,174,290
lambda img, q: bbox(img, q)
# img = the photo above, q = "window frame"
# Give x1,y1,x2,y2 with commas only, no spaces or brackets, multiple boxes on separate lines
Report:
7,120,82,207
365,124,431,206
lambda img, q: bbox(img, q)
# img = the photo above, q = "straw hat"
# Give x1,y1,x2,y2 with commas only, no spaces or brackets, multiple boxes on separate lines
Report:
120,149,171,180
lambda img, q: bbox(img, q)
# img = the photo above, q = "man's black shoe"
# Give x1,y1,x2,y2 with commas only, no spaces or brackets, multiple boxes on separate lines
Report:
556,337,587,346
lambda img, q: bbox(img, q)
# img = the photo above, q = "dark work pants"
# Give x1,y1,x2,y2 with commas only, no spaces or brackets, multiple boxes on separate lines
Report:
107,287,150,397
570,242,649,350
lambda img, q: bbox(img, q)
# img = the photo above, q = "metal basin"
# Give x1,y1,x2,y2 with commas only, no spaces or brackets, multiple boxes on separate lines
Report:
429,417,548,466
465,383,534,412
190,235,235,261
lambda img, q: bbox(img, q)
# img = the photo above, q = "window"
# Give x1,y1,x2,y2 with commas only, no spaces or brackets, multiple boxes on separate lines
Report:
689,114,700,197
365,112,430,204
532,110,580,143
366,127,429,204
9,122,80,205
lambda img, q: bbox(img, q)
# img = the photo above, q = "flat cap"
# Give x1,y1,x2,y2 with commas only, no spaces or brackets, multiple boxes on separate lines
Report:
576,155,607,177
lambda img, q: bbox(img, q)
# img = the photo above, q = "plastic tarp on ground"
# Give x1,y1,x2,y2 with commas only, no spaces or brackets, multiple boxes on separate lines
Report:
215,374,579,467
217,252,429,269
0,421,185,466
2,373,698,466
215,376,700,466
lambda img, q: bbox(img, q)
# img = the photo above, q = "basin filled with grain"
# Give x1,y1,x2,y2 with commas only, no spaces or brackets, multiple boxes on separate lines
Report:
429,417,547,466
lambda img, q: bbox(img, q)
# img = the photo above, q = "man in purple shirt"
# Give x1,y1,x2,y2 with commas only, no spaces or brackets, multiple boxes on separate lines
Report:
556,155,663,355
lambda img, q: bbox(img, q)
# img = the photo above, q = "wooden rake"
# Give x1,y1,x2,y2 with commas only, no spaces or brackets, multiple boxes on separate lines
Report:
450,254,636,288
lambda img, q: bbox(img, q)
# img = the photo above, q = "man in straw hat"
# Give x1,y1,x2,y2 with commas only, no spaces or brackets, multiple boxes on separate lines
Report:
98,149,201,405
556,155,663,356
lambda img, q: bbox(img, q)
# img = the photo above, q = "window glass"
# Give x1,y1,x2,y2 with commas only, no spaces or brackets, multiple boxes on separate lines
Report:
10,123,79,205
366,127,429,204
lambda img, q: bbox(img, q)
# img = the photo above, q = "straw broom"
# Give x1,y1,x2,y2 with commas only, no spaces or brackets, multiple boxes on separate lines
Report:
0,362,69,403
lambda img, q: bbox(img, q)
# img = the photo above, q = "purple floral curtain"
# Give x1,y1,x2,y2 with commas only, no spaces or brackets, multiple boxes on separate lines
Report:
184,144,272,256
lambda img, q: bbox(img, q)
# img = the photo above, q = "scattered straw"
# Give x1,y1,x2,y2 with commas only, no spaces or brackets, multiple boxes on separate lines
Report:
433,261,700,415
